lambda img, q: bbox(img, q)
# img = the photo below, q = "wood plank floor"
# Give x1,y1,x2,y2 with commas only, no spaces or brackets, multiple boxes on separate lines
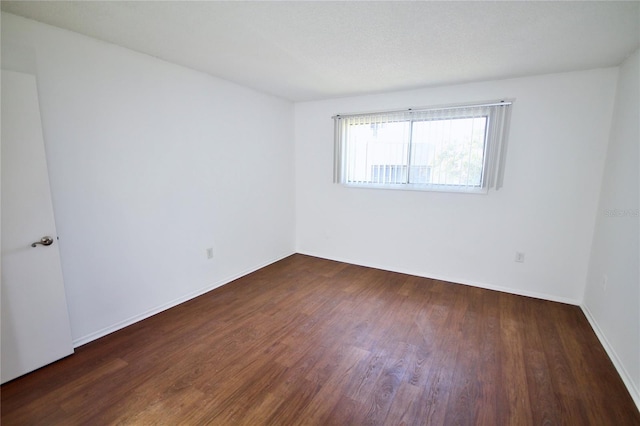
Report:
2,254,638,425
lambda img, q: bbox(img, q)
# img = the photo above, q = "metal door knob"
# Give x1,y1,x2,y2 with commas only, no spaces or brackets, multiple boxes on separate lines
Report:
31,236,54,248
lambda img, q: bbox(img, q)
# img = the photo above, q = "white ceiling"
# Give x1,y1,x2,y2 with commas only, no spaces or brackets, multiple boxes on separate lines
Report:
2,1,639,102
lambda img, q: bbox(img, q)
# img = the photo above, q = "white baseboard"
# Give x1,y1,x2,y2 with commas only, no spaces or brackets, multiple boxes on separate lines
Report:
72,251,295,347
581,304,640,411
296,250,581,306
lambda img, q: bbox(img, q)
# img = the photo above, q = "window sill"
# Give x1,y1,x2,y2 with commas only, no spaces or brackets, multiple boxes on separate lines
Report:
340,182,488,194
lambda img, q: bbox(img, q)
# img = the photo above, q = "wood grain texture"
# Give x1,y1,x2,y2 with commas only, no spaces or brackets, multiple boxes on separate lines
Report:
2,254,638,425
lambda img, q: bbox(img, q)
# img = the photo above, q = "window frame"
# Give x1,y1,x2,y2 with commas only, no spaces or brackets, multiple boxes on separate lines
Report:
333,100,513,194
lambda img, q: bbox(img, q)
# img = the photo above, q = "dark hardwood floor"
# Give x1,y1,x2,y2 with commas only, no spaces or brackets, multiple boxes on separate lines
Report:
2,254,638,425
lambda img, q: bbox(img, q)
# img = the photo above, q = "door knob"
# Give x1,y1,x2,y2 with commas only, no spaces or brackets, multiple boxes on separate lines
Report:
31,236,54,248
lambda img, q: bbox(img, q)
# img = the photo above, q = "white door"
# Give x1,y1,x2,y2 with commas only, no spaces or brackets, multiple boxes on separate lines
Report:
1,70,74,384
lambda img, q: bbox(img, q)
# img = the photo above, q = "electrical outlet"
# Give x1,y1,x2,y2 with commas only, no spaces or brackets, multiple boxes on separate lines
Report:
515,251,525,263
206,247,213,259
602,274,608,291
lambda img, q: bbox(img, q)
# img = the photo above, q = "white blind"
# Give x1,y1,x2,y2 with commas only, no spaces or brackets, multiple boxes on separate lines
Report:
333,101,513,192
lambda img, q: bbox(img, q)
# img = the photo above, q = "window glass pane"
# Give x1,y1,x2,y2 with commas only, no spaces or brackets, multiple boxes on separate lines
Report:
410,117,487,187
346,121,410,184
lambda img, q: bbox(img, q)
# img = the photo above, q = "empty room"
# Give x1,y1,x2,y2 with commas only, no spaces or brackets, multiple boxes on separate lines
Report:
1,1,638,424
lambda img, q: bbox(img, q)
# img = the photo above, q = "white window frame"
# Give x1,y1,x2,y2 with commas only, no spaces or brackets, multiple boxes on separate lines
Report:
333,100,513,194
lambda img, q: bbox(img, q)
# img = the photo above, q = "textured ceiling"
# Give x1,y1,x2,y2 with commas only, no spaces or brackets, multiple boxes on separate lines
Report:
2,1,639,101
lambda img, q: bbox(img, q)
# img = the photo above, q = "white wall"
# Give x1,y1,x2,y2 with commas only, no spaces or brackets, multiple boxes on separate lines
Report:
295,69,618,304
583,50,640,407
1,13,295,345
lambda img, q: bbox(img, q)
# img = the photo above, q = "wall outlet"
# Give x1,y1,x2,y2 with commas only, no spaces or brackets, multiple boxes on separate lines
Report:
515,251,525,263
602,274,608,291
206,247,214,259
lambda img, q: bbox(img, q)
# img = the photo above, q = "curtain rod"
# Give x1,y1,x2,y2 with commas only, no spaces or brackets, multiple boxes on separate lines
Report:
332,100,513,120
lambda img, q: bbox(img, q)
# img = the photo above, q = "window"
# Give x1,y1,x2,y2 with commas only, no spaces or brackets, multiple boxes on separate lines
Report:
333,101,513,193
